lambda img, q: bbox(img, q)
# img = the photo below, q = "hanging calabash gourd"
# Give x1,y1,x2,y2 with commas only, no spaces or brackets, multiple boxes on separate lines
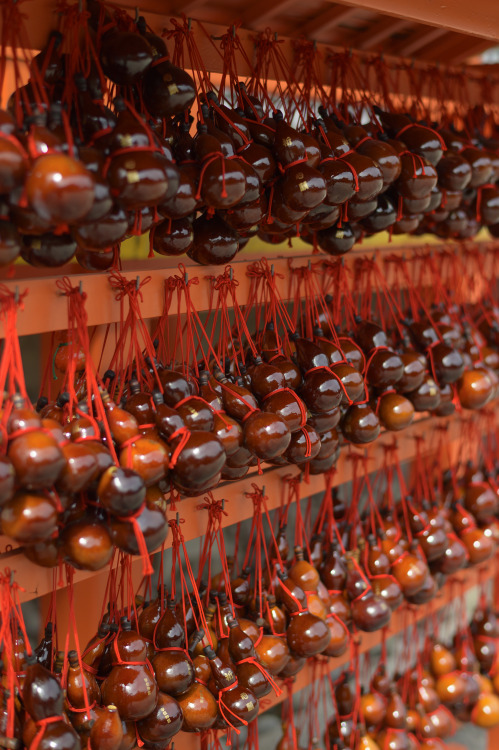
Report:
142,54,197,117
61,506,113,571
99,21,153,85
152,598,195,697
136,691,183,746
104,99,169,211
472,693,499,727
7,395,66,490
189,212,240,265
25,145,95,226
276,569,331,656
361,688,386,729
204,645,259,726
101,618,158,720
226,616,271,698
374,109,444,166
89,704,123,750
345,553,391,632
23,654,81,750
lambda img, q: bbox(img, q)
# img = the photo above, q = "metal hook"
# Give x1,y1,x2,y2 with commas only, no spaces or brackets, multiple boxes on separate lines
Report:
187,17,192,31
135,6,139,22
14,286,19,304
221,498,225,510
79,280,83,295
231,24,236,38
229,267,233,280
184,270,189,284
176,512,180,525
270,263,274,277
261,485,266,496
274,32,278,42
136,276,140,291
308,259,312,271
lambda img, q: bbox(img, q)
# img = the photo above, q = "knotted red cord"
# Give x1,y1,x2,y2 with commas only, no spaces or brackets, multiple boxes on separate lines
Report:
30,717,64,750
55,277,118,464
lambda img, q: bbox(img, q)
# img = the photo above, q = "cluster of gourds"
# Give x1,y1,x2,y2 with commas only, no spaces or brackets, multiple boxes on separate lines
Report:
1,2,499,272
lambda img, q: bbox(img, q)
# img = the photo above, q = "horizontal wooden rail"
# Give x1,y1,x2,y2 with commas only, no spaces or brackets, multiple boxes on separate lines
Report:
0,240,495,337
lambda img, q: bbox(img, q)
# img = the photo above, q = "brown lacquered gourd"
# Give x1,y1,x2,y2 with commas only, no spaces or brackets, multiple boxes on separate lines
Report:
56,443,98,493
110,499,168,554
464,481,498,522
288,547,320,591
430,643,456,676
299,366,343,413
23,654,64,720
170,430,226,491
83,623,110,670
218,378,258,420
341,403,380,444
320,542,347,590
101,620,158,720
98,466,146,516
361,690,386,728
8,405,65,488
255,634,290,675
119,434,168,486
26,153,95,225
136,691,183,744
372,574,404,611
66,650,101,708
377,391,415,431
460,525,494,564
243,410,291,459
205,646,259,726
366,350,404,389
323,613,349,657
189,212,239,265
100,30,153,85
90,705,123,750
176,680,218,731
391,545,428,597
1,491,58,544
142,59,196,117
457,368,493,409
351,587,391,632
263,389,306,433
385,688,407,729
435,672,467,706
61,514,113,571
472,693,499,727
408,377,441,411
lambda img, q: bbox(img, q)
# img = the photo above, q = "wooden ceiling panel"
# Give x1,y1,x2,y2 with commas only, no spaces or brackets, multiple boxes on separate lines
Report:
441,37,493,65
415,31,487,62
389,26,448,57
243,0,300,28
349,15,409,49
